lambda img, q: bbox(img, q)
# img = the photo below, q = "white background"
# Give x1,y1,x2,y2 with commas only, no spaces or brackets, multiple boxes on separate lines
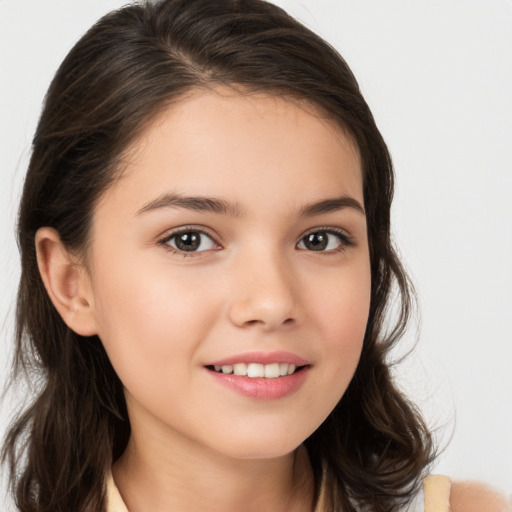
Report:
1,0,511,505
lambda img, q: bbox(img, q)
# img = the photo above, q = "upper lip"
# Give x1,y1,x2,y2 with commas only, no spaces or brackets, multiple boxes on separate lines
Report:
206,351,310,367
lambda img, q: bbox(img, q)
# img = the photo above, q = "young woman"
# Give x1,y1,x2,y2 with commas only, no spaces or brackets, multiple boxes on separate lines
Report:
1,1,508,511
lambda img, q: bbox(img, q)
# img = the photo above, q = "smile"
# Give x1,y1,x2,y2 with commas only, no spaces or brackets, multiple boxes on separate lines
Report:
210,362,299,378
205,353,311,400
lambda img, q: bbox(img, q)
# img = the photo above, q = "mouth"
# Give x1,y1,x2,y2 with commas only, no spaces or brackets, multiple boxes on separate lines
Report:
205,362,307,379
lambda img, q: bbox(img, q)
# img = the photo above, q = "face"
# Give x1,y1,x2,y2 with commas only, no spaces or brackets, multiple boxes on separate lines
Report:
84,89,371,460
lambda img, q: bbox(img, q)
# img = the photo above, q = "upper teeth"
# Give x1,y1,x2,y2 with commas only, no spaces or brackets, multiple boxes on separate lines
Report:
213,363,297,378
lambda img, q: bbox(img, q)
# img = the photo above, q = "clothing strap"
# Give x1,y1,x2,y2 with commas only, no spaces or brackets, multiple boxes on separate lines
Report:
423,475,452,512
106,473,129,512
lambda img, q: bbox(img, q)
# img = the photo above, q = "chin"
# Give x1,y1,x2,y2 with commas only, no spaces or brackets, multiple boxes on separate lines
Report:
206,425,311,461
224,442,302,461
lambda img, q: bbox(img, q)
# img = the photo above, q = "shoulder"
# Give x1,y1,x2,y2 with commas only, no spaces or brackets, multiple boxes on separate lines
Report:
449,481,511,512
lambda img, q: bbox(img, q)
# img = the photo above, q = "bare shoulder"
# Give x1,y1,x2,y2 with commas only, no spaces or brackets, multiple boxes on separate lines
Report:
450,481,511,512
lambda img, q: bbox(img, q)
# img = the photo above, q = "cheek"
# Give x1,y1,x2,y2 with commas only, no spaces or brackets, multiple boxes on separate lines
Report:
89,258,220,388
307,260,371,386
311,261,371,340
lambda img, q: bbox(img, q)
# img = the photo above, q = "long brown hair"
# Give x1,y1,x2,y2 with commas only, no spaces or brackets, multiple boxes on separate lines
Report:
2,1,435,511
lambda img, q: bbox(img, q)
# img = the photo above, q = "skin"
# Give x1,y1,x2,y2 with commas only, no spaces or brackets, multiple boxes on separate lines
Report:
37,89,371,512
450,482,511,512
35,89,510,512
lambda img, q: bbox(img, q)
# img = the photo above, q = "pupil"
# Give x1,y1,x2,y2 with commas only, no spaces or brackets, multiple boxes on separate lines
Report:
305,232,327,251
176,232,200,251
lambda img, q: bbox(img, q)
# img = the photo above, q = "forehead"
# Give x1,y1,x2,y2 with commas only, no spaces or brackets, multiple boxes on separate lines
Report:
99,87,363,217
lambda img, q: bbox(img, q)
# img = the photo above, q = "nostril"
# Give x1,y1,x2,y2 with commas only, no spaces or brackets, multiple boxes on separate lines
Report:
229,296,297,330
242,317,295,328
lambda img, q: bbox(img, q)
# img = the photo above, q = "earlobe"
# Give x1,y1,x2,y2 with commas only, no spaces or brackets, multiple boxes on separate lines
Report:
35,227,98,336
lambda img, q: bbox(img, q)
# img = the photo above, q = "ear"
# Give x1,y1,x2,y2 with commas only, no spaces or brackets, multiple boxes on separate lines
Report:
35,227,98,336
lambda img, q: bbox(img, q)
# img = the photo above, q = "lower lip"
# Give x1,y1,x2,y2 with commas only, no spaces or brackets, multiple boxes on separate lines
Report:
206,367,310,400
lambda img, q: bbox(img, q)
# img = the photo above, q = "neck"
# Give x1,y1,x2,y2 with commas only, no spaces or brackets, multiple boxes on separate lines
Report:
112,426,315,512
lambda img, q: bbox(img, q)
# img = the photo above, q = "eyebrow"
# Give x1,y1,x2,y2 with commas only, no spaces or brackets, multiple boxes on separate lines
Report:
136,193,365,217
136,193,244,217
299,196,365,217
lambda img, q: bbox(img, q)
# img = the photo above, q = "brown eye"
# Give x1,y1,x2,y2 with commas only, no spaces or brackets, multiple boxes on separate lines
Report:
297,230,350,252
165,230,217,253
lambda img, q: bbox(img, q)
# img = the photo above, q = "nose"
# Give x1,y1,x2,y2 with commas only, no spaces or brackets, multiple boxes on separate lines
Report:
227,250,298,331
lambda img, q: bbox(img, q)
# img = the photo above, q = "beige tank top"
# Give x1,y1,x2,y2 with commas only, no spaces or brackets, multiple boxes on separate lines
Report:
106,473,451,512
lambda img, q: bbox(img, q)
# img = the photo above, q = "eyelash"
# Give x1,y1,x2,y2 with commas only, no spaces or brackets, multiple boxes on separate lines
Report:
298,227,355,254
157,226,355,257
158,226,219,257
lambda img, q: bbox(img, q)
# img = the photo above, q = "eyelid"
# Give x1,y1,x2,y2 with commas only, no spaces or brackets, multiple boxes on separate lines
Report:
296,226,355,251
157,225,222,255
156,224,355,256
